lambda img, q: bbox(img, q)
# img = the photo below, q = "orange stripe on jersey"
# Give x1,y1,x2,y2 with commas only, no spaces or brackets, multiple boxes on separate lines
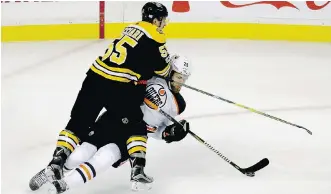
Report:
79,164,92,180
144,98,158,110
147,125,156,132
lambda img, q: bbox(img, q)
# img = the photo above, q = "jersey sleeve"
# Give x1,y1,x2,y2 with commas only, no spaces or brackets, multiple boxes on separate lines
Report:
147,125,166,140
152,42,171,77
147,93,186,141
133,21,171,78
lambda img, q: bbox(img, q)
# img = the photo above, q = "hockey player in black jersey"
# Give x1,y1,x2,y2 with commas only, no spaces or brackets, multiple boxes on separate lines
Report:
29,2,171,191
48,55,192,193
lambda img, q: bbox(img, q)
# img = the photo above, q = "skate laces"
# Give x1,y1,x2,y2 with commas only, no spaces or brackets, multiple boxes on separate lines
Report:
33,170,48,185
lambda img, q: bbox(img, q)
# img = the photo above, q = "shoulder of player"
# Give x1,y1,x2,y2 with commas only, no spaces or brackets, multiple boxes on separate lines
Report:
128,21,166,44
146,78,170,98
147,76,172,90
147,77,167,86
145,79,186,115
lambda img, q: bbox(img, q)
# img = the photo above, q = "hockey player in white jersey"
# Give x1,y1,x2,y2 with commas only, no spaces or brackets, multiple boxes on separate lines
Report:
30,55,192,193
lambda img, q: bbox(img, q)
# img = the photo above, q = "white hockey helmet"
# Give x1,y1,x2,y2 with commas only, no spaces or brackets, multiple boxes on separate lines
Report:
170,54,192,78
168,54,192,92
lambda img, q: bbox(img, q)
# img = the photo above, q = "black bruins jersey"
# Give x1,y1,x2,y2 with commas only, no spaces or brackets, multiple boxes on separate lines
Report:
89,21,171,83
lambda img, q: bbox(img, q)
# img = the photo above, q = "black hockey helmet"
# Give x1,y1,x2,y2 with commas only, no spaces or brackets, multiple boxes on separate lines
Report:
142,2,168,23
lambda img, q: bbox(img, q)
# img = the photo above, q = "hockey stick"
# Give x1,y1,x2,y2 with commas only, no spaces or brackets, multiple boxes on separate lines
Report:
160,76,312,135
144,98,270,177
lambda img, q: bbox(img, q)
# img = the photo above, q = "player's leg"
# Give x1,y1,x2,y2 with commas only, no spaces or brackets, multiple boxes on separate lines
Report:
28,142,97,192
126,119,153,190
29,75,106,190
63,111,115,171
107,83,153,190
111,84,153,189
28,143,96,191
46,74,107,180
49,143,122,194
63,142,97,171
50,109,127,193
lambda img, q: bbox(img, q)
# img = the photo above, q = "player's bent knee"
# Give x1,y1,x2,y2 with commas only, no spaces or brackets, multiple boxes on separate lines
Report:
89,143,121,172
65,142,97,170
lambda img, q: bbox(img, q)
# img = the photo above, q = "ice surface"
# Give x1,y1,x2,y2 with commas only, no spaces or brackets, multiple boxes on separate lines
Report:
2,39,331,194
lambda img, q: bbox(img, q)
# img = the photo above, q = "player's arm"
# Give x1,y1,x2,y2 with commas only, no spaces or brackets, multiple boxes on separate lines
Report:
160,119,189,143
147,121,189,143
147,93,189,143
153,43,172,77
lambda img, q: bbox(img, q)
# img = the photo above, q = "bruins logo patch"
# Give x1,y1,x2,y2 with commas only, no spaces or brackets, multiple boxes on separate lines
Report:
145,84,167,108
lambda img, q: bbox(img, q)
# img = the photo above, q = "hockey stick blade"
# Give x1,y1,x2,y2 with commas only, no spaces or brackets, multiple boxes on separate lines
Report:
240,158,269,177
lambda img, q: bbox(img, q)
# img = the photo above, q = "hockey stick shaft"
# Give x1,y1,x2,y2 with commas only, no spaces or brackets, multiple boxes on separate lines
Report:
161,77,311,135
144,98,268,175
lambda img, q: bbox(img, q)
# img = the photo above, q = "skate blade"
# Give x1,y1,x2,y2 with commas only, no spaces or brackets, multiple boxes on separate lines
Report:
48,187,58,194
30,181,56,194
45,169,56,183
47,182,61,194
131,181,152,191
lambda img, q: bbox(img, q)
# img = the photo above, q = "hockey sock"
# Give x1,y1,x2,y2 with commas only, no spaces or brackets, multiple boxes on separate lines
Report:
126,135,147,166
55,130,80,158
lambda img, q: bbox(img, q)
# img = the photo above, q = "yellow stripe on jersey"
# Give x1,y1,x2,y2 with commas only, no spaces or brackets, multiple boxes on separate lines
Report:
96,58,141,79
57,141,74,152
60,130,80,145
154,63,170,76
126,136,147,144
136,21,166,44
128,146,147,155
90,65,132,83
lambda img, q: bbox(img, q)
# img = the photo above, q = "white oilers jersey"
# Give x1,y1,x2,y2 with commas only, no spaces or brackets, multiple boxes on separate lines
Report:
140,77,184,140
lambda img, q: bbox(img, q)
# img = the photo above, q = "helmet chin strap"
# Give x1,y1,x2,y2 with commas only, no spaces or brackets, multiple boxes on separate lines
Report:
156,22,164,33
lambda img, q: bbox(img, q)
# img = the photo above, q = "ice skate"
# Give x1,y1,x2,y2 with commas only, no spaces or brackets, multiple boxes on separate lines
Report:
130,165,153,191
29,168,48,191
45,155,65,182
48,179,69,194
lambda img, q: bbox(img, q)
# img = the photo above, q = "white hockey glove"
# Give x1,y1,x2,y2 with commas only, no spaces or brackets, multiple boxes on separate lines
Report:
162,120,189,143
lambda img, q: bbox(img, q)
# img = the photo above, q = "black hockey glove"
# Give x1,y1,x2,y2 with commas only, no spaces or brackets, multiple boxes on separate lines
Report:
162,120,189,143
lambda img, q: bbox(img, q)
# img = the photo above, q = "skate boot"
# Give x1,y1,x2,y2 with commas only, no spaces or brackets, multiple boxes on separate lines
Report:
45,148,67,183
48,180,69,194
130,158,153,191
29,168,48,191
